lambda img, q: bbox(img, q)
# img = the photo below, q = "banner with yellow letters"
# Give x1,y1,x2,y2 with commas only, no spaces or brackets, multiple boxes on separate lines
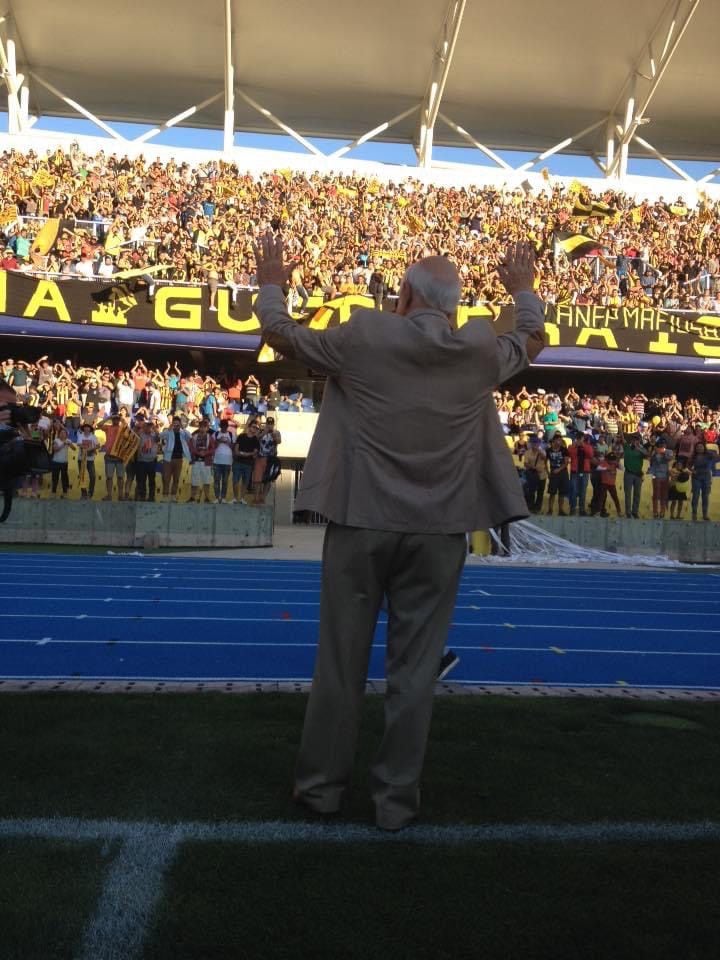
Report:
0,270,719,360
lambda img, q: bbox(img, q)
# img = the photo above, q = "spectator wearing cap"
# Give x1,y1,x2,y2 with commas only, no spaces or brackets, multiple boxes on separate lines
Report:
522,437,547,513
648,440,674,519
546,435,570,516
621,435,649,519
0,247,18,270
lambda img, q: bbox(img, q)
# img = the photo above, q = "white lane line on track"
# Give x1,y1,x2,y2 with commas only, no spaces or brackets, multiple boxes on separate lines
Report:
2,613,720,633
3,637,720,657
5,582,717,604
1,595,715,618
0,572,708,594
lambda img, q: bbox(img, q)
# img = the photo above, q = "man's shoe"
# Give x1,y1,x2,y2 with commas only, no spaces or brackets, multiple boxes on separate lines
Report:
438,650,460,681
292,789,340,821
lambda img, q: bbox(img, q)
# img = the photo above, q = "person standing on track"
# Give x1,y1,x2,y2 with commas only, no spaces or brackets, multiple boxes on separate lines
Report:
254,233,544,831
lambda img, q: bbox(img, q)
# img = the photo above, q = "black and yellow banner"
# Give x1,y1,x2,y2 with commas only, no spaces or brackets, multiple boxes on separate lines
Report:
571,200,617,219
554,231,602,260
1,271,720,360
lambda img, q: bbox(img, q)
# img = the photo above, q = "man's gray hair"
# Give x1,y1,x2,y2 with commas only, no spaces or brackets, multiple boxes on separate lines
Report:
405,260,461,313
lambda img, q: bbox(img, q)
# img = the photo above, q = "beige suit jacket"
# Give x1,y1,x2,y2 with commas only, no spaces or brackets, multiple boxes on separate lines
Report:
257,286,544,533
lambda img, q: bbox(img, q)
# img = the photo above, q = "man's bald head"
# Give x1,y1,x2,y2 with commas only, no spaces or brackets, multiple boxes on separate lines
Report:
400,256,461,317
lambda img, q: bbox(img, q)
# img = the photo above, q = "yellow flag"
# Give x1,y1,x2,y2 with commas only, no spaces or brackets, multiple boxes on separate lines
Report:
31,218,68,256
567,180,585,196
257,343,276,363
0,205,18,229
104,231,124,257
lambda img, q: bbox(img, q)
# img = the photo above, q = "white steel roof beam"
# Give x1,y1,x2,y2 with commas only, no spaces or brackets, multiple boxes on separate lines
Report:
235,88,324,156
437,113,512,170
417,0,467,168
29,71,126,141
0,20,28,134
223,0,235,154
515,118,607,173
632,132,696,182
329,105,420,159
133,92,224,144
607,0,702,178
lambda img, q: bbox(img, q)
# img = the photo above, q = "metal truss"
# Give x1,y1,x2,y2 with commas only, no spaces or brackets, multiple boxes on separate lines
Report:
134,93,225,144
0,15,33,134
329,105,420,159
606,0,703,179
223,0,235,153
2,0,713,185
417,0,467,167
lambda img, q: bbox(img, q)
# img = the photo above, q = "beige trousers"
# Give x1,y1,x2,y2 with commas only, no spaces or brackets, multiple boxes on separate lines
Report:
295,522,466,829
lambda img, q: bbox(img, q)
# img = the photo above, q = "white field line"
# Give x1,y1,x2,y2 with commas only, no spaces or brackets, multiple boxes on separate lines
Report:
8,813,718,960
76,829,181,960
2,637,720,657
4,815,720,847
2,613,720,634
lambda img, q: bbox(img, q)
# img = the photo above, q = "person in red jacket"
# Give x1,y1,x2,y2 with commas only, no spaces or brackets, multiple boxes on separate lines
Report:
567,432,594,515
596,451,622,517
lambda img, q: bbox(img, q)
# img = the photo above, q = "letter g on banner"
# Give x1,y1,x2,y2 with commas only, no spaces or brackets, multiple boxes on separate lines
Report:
155,288,202,330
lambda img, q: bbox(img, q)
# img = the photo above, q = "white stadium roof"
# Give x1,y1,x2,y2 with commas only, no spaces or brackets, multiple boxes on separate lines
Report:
1,0,718,174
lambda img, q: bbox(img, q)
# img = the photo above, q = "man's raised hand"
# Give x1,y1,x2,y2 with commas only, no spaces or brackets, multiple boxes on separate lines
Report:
497,241,536,298
253,232,292,288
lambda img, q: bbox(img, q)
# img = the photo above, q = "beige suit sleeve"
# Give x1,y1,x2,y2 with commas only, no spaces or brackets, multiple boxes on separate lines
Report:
256,285,351,376
494,291,545,383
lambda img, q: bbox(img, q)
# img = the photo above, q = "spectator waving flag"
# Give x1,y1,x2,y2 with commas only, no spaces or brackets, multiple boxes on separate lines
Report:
554,231,603,261
31,218,77,257
571,199,617,219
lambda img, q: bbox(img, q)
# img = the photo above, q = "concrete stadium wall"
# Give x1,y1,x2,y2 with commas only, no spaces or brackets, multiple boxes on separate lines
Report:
530,516,720,564
0,500,273,548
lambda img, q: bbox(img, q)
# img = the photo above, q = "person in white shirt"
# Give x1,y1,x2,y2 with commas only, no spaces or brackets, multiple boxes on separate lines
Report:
212,419,234,503
77,423,99,499
97,256,115,278
51,427,76,497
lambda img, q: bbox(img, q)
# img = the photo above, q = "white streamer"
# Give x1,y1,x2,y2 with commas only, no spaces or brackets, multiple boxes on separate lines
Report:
475,520,683,568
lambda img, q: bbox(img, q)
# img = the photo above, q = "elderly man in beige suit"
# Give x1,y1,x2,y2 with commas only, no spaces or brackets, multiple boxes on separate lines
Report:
254,235,544,831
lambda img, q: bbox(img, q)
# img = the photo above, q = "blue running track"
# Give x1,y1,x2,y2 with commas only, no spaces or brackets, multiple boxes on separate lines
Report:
1,553,719,690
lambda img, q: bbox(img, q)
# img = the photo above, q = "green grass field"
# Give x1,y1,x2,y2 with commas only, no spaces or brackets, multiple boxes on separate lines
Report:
2,693,720,959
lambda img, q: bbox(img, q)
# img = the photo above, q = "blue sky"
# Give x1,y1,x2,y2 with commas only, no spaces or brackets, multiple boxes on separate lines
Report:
13,114,720,183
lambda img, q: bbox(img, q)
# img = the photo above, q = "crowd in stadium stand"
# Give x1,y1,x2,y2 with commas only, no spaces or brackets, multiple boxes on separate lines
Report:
1,352,718,519
0,144,719,310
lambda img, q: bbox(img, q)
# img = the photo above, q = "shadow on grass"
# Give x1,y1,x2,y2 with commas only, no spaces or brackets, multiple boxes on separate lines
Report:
2,693,720,825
